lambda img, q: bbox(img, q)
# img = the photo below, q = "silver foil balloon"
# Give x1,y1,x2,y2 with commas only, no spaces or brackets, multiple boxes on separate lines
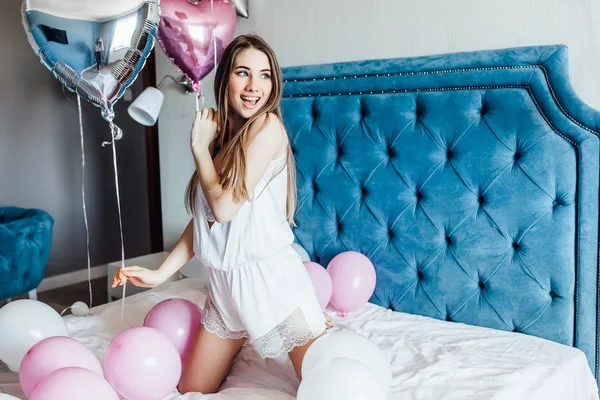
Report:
231,0,249,18
22,0,161,138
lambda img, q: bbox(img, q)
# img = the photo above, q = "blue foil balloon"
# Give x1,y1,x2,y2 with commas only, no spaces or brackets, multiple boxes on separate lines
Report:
21,0,161,139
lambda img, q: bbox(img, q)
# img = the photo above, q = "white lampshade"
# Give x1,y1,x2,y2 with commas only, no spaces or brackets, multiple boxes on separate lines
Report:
127,87,164,126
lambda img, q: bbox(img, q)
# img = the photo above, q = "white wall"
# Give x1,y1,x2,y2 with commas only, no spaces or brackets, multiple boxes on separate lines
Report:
156,0,600,249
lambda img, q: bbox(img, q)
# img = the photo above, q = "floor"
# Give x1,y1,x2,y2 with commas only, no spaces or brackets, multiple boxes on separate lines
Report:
0,278,107,398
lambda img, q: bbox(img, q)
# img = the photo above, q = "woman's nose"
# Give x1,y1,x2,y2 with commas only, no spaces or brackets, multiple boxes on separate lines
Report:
246,77,259,92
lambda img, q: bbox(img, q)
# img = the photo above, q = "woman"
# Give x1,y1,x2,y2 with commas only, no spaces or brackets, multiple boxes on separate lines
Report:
112,33,331,394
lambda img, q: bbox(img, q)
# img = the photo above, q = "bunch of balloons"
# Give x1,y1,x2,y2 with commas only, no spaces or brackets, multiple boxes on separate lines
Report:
0,297,203,399
21,0,237,139
299,248,377,314
12,1,237,395
296,249,391,397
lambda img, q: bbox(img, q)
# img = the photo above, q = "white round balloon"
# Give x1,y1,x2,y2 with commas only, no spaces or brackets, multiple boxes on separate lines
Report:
0,300,69,372
0,394,23,400
292,242,311,262
297,357,386,400
302,330,392,391
70,301,90,317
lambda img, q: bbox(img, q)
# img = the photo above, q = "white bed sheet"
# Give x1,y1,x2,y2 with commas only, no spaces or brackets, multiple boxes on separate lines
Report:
63,278,599,400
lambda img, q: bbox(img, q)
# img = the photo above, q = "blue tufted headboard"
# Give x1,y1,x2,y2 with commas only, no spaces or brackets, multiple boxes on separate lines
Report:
281,45,600,384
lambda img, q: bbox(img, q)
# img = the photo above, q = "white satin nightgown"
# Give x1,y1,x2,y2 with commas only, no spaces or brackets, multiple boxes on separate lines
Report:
192,154,326,358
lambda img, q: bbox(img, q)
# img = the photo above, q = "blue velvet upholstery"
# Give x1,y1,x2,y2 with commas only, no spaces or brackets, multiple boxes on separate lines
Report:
0,207,54,300
281,45,600,384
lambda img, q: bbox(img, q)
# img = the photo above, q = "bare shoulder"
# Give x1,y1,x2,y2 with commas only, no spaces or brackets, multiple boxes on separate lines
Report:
248,113,287,147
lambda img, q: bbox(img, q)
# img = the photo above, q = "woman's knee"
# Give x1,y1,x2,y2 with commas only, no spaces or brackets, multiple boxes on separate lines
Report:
177,376,218,395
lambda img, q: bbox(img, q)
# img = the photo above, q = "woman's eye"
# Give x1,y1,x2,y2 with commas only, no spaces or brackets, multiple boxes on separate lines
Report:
261,73,271,79
236,71,248,77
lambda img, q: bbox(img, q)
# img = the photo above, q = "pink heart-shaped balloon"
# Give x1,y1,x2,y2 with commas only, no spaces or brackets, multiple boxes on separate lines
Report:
157,0,237,92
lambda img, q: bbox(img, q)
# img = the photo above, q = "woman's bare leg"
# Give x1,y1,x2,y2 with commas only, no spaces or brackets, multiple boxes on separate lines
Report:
288,330,327,381
178,323,247,394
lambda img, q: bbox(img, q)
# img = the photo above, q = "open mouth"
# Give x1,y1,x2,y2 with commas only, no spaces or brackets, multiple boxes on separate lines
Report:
241,95,260,109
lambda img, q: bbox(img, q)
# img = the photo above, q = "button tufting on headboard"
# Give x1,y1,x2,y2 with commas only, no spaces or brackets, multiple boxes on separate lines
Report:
360,100,368,118
336,143,343,158
281,45,600,382
360,186,368,197
387,146,396,159
312,181,319,194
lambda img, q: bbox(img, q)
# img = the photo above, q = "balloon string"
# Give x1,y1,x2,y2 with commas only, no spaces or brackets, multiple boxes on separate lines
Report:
77,96,93,310
211,0,217,69
192,0,215,112
106,125,127,329
60,305,75,316
195,90,205,112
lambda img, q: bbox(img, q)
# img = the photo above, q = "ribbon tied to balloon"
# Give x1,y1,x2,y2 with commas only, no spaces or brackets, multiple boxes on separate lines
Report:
157,0,236,103
21,0,161,143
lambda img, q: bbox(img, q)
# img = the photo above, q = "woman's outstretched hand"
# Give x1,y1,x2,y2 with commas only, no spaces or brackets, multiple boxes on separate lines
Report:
324,312,333,329
191,107,218,151
111,266,167,289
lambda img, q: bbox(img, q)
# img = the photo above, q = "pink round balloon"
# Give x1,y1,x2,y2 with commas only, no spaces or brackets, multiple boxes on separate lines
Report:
29,367,118,400
143,298,202,361
158,0,237,92
327,251,377,313
105,327,182,400
19,336,103,398
303,262,333,309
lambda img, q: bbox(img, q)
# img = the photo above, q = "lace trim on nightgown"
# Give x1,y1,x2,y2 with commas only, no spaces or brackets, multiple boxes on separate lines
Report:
202,297,318,358
251,308,316,358
201,296,249,339
199,187,216,223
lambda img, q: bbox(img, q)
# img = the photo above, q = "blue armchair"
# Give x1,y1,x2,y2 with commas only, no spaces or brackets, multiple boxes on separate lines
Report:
0,207,53,301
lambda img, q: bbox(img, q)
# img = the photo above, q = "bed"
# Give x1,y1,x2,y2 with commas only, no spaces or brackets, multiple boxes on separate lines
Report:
67,44,600,399
65,278,597,399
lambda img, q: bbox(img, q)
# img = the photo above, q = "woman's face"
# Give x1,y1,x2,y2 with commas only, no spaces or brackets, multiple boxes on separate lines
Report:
227,47,273,120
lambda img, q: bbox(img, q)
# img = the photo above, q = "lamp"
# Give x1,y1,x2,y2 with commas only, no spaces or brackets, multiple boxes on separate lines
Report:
127,75,194,126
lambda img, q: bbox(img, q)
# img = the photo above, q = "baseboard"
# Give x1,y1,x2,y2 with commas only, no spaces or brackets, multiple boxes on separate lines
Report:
38,265,107,293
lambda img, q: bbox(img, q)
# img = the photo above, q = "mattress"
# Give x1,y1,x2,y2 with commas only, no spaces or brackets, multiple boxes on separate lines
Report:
63,278,600,400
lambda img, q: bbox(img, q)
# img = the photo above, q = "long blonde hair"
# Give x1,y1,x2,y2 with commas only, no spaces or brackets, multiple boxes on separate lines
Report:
185,33,297,224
